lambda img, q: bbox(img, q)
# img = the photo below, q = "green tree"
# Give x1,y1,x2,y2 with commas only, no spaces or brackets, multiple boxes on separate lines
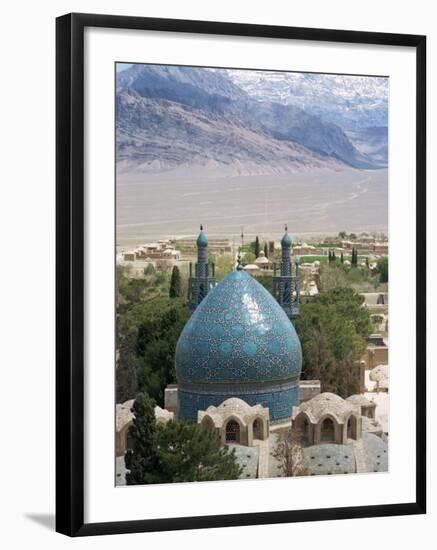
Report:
341,252,344,263
264,242,268,258
169,265,182,298
377,257,388,283
125,393,161,485
155,422,243,483
243,251,256,265
116,296,189,404
254,236,260,258
295,288,371,397
319,264,348,292
144,263,156,276
125,395,242,485
213,255,233,280
338,231,347,239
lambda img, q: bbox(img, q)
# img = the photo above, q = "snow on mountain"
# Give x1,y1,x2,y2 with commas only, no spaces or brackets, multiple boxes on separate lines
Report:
223,70,388,131
116,64,387,175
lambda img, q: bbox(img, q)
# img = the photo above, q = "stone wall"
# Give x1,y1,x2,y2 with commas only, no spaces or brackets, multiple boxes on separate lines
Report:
299,380,321,402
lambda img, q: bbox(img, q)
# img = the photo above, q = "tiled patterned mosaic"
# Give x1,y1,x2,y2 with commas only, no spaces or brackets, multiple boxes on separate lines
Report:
176,270,303,421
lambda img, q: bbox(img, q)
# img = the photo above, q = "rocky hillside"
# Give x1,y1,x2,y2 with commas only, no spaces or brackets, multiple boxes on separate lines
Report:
116,64,386,175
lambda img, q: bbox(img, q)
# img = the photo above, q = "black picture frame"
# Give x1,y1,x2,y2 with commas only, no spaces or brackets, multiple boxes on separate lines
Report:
56,12,426,537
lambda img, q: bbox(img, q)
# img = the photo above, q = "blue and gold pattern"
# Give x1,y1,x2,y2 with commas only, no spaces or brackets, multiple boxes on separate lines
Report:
176,269,302,422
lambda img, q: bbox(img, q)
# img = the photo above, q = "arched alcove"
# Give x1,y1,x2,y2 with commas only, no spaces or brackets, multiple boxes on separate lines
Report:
225,419,241,443
320,417,336,443
201,416,215,431
347,415,358,440
295,412,312,445
253,417,264,440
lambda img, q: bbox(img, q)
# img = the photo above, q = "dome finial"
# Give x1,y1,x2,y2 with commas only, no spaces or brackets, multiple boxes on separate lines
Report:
197,224,208,248
281,225,292,248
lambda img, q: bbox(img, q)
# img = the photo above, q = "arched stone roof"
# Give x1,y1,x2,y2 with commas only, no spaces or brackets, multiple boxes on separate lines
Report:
198,398,269,428
294,392,360,424
155,405,174,425
346,394,376,408
303,433,388,475
116,399,174,432
116,399,134,432
369,364,389,384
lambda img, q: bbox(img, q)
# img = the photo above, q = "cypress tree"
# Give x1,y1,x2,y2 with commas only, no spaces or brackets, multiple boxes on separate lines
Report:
125,393,161,485
328,250,332,263
264,242,268,258
341,252,344,263
169,265,182,298
254,236,260,258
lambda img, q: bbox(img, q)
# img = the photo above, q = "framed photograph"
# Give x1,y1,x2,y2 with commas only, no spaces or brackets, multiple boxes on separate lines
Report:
56,13,426,536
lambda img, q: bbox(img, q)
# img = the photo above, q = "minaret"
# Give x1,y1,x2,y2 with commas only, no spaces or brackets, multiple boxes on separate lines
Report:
188,225,216,313
273,225,300,321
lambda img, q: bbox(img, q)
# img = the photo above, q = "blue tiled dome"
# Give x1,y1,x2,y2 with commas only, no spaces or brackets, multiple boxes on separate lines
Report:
281,231,292,248
196,229,208,248
175,270,302,422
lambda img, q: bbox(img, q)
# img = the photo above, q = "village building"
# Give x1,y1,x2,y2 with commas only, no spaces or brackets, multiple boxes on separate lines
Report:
292,392,387,475
254,250,272,270
362,334,389,371
292,393,363,446
198,398,269,446
293,243,326,256
243,263,260,274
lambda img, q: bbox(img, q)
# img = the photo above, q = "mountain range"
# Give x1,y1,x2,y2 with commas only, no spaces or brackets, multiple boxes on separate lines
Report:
116,64,388,176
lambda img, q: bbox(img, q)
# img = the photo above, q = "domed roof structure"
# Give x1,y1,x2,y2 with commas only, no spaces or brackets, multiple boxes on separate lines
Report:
176,269,302,422
345,394,375,408
294,392,360,424
176,270,302,384
198,398,268,427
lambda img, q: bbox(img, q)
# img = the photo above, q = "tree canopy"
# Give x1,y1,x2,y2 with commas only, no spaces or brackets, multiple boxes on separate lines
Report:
377,256,388,283
116,292,189,404
295,288,372,397
169,265,182,298
125,393,242,484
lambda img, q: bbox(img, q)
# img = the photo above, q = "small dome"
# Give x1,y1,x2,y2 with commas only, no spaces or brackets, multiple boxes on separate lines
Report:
346,394,375,408
369,364,389,383
243,264,259,271
196,227,208,248
216,397,251,412
281,231,292,248
295,392,360,423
